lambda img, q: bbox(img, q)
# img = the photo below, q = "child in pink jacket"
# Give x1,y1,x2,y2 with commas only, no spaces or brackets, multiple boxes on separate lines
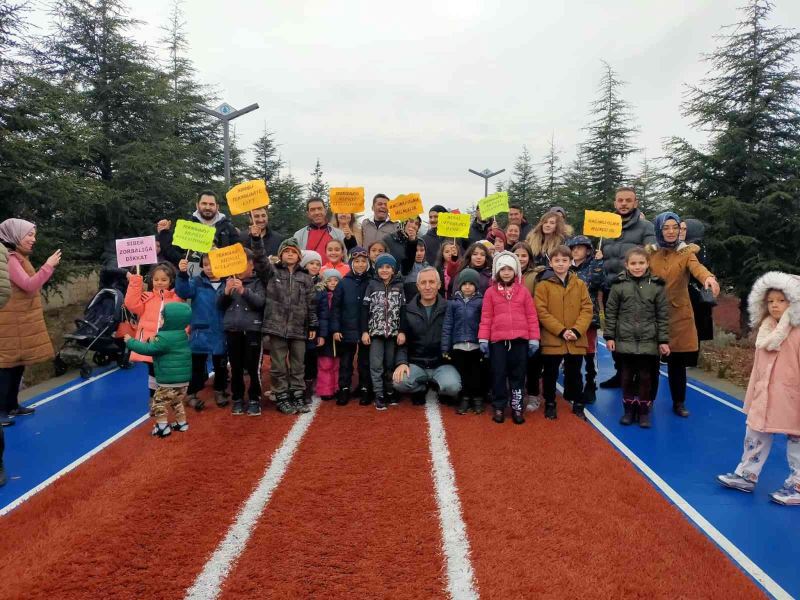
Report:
478,251,539,425
717,271,800,506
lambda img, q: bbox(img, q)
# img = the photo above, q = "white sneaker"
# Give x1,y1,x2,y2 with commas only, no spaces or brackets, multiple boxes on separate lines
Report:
770,485,800,506
717,472,755,492
526,395,541,412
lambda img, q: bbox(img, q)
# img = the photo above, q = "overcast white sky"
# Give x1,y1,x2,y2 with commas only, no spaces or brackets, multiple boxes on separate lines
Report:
29,0,800,213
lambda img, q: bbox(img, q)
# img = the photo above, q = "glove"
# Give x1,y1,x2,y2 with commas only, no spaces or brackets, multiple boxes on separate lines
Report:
479,340,490,357
528,340,540,357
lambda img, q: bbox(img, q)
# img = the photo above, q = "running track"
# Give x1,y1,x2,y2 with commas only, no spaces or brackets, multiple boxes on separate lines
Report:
0,342,796,599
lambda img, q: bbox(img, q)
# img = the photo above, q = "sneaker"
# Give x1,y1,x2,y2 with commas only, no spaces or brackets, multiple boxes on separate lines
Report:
247,399,262,416
275,395,297,415
151,423,171,438
188,394,205,412
769,485,800,506
214,391,230,408
375,395,387,411
170,421,189,432
9,405,34,416
456,397,470,415
292,391,311,413
492,409,505,424
544,403,557,420
473,397,485,415
231,399,245,415
599,374,621,389
511,409,525,425
717,473,755,493
526,395,541,412
336,388,350,406
386,391,399,406
357,387,371,406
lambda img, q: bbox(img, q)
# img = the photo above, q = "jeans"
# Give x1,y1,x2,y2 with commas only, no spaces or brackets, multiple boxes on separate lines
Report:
369,337,396,396
393,363,461,398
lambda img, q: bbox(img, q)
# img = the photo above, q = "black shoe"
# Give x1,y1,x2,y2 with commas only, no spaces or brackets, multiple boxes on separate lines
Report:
411,392,426,406
673,402,690,418
292,390,311,413
0,463,6,487
511,409,525,425
247,399,262,416
639,406,652,428
492,409,505,424
572,403,587,420
582,384,597,405
620,404,635,426
456,397,470,415
473,397,485,414
375,395,387,411
544,403,557,420
599,374,621,389
231,399,245,415
358,387,371,406
9,405,34,416
275,393,297,415
336,387,350,406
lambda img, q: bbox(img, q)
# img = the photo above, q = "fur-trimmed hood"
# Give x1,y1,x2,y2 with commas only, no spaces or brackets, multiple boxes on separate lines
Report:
748,271,800,329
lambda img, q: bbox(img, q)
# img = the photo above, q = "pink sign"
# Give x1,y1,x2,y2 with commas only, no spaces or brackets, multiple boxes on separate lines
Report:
116,235,158,268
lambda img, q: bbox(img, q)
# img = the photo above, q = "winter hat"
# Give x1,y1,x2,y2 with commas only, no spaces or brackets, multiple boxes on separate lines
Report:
653,212,682,249
278,237,302,260
322,268,342,282
300,250,322,268
489,229,507,244
683,219,706,244
566,235,593,251
374,253,397,272
492,250,521,281
549,206,567,219
349,246,368,261
456,268,480,290
429,204,448,214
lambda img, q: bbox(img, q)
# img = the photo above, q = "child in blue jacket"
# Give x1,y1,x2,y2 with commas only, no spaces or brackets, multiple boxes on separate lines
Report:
176,254,228,410
441,268,484,415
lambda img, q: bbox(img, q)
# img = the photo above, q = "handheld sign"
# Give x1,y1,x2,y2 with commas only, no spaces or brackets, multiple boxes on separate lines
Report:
389,193,423,221
583,210,623,238
478,191,509,219
208,243,248,278
436,213,471,238
115,235,157,269
172,219,216,253
330,187,365,214
226,179,270,215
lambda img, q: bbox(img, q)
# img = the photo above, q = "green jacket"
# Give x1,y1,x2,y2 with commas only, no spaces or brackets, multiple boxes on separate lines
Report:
604,270,669,356
0,244,10,309
126,302,192,385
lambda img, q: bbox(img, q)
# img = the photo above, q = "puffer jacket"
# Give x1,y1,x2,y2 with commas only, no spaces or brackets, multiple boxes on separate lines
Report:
0,243,10,309
126,302,192,385
602,208,656,288
571,258,605,329
534,269,593,355
604,270,670,356
441,291,483,352
218,276,265,333
361,276,405,338
478,281,540,343
396,294,448,369
331,268,371,343
175,272,227,355
254,248,318,340
316,289,336,358
124,274,183,364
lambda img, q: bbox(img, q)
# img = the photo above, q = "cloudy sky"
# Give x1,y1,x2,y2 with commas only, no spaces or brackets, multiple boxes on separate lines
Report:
30,0,800,214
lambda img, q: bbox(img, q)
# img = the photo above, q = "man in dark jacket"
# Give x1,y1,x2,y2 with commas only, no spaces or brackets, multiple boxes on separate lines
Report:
467,206,493,247
600,186,657,388
241,206,283,257
393,267,461,405
383,218,420,266
509,205,533,240
422,205,448,265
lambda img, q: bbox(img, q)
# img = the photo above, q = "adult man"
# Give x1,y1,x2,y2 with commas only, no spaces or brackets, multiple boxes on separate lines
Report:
599,186,657,388
422,205,448,265
509,204,533,239
158,190,240,277
293,197,345,255
467,206,493,246
361,193,399,248
393,267,461,404
241,206,283,257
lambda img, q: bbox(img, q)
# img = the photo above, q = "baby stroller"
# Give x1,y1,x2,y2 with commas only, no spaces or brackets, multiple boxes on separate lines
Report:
54,268,134,378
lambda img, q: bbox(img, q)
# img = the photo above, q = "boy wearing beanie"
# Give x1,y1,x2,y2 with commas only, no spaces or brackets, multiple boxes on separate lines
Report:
361,253,405,410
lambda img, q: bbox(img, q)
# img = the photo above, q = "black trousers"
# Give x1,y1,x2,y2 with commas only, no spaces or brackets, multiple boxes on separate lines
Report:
226,331,263,401
654,351,697,406
451,349,483,398
337,342,370,391
490,340,527,411
188,353,229,396
526,352,542,396
542,354,584,406
305,347,318,381
619,354,660,406
0,366,25,414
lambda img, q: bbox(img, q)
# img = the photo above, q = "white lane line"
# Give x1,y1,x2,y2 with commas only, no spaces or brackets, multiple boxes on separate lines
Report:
0,413,148,517
556,382,791,600
185,400,320,600
25,367,121,410
424,396,479,600
596,340,745,413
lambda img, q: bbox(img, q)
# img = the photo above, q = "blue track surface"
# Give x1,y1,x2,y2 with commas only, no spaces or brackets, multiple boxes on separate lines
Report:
1,352,797,597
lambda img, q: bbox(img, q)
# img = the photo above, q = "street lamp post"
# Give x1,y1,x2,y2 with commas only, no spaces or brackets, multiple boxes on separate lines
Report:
468,168,506,198
195,101,260,189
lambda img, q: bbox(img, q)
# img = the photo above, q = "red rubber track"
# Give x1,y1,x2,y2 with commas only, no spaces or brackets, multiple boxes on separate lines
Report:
441,400,765,599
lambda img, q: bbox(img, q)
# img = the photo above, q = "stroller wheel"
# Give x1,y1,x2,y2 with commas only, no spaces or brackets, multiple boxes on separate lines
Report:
54,356,68,377
93,352,111,366
80,364,93,379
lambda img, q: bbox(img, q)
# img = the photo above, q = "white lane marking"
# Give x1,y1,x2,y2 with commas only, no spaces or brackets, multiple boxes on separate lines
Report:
0,413,148,517
425,396,480,600
557,382,791,600
185,400,320,600
25,367,121,410
596,340,745,413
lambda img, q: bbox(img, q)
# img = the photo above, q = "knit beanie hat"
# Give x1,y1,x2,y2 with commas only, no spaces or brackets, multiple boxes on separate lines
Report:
492,250,521,281
489,229,507,244
456,268,480,290
374,253,397,272
278,237,302,260
549,206,567,219
300,250,322,268
322,268,342,282
429,204,448,214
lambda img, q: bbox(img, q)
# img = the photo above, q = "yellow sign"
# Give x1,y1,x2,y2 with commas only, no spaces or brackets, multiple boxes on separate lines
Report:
583,210,623,238
226,179,270,215
388,193,423,221
478,191,509,219
208,243,248,278
436,213,471,238
329,187,365,214
172,220,216,253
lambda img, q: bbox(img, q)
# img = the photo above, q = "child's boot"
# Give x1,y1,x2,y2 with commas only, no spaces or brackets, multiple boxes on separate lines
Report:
151,422,171,438
544,401,557,420
336,387,350,406
292,390,311,413
673,401,690,418
214,391,230,408
572,402,586,420
638,404,652,428
473,396,485,415
231,398,245,415
456,396,470,415
511,409,525,425
620,402,635,425
275,393,297,415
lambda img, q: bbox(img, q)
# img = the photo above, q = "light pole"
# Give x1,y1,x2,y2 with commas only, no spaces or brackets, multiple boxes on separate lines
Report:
468,168,506,198
195,101,260,189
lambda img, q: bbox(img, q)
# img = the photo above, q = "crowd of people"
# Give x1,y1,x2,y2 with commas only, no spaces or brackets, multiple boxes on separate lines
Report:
0,187,797,505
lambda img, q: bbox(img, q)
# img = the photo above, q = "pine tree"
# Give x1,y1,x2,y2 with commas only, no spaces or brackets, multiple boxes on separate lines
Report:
308,158,329,202
507,146,543,219
540,133,563,207
268,172,307,235
494,179,506,193
250,123,283,185
582,61,639,210
632,152,671,216
558,145,592,230
665,0,800,297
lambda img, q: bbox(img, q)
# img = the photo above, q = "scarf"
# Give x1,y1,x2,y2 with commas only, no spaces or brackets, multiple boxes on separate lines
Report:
0,218,36,247
756,311,793,351
653,211,682,249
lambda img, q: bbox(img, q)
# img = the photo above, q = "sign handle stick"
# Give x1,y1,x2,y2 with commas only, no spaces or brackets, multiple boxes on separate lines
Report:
185,249,191,261
333,339,336,358
598,238,604,252
136,265,140,276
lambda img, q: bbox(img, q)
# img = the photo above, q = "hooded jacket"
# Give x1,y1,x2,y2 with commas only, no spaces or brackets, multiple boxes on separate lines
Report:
604,270,670,356
534,269,593,355
217,275,266,333
361,274,405,338
126,302,192,385
602,208,656,288
478,253,539,343
124,274,183,364
441,290,483,352
175,271,227,355
331,264,371,343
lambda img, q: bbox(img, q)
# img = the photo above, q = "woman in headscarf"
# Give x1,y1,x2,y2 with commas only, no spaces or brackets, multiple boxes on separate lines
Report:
648,212,719,418
0,219,61,421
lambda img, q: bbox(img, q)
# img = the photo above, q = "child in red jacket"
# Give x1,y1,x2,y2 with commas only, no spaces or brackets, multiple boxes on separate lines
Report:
478,251,540,425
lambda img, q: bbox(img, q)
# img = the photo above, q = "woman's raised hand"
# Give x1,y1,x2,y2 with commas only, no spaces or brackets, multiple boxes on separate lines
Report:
45,249,62,268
